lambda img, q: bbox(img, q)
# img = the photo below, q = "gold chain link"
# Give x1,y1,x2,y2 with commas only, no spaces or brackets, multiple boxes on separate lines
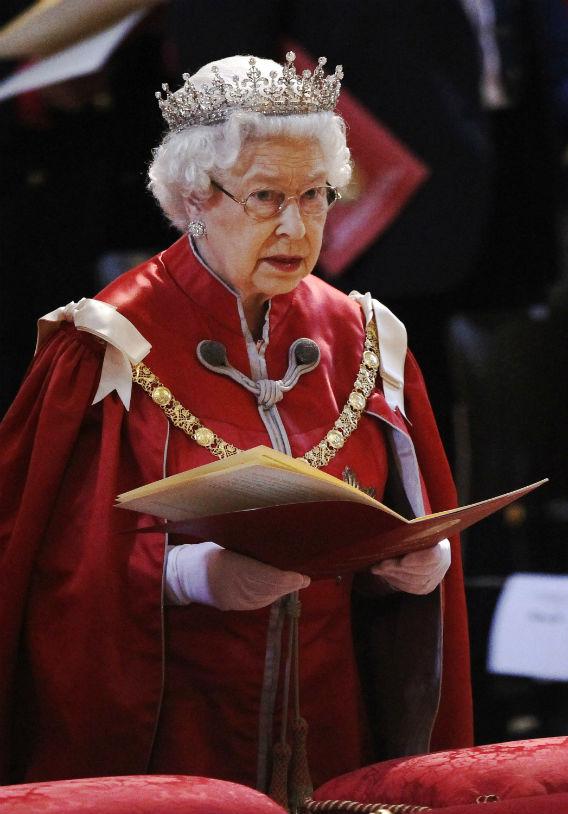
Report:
132,319,380,470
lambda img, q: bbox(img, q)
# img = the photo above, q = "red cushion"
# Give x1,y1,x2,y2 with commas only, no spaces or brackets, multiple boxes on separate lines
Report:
430,792,568,814
0,775,286,813
313,737,568,808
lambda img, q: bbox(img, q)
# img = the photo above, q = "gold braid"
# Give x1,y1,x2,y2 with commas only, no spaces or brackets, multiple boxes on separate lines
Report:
300,798,432,814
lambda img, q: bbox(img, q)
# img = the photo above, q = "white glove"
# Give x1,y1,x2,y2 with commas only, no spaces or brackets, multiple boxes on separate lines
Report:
165,542,311,611
370,538,451,595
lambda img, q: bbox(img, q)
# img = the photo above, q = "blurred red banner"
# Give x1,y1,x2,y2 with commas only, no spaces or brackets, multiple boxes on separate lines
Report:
286,43,430,278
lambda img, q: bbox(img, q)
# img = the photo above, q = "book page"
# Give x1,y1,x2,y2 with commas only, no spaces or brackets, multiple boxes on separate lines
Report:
116,445,302,498
117,445,372,498
117,461,402,521
116,444,405,519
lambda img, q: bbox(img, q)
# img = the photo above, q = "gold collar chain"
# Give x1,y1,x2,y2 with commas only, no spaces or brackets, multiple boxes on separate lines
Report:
131,319,380,470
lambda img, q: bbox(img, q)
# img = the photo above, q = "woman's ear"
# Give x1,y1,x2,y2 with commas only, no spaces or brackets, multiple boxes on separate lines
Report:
183,196,203,223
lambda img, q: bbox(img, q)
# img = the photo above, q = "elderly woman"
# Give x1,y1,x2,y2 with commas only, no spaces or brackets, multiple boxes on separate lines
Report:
0,54,471,794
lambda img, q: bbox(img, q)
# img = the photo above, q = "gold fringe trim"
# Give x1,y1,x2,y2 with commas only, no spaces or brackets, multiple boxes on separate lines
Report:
301,798,432,814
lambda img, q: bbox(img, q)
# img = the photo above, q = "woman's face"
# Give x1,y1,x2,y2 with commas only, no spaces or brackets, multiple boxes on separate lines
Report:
189,137,328,324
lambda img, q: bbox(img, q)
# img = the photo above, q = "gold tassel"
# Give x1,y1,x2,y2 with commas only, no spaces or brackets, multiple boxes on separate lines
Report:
289,716,313,814
269,740,292,811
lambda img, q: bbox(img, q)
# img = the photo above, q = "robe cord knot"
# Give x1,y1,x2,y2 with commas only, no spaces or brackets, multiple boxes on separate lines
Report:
256,378,285,407
197,337,320,410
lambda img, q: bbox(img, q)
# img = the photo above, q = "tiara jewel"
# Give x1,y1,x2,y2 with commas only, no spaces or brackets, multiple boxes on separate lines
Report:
155,52,344,131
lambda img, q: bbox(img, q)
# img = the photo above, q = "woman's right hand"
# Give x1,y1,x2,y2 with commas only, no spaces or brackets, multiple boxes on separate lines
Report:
165,542,310,610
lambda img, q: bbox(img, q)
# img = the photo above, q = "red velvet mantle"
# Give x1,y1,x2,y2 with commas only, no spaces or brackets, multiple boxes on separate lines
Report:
0,237,472,784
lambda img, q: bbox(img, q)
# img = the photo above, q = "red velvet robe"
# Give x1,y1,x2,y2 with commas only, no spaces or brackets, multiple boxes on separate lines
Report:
0,237,472,786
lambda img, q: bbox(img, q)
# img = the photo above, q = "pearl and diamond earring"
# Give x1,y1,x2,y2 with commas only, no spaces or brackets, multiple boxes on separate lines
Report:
187,219,207,238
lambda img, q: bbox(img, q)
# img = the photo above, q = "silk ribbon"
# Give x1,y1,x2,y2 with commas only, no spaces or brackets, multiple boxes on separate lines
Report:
36,298,151,410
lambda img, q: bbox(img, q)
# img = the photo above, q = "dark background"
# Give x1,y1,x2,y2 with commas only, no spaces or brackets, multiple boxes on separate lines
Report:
2,0,568,747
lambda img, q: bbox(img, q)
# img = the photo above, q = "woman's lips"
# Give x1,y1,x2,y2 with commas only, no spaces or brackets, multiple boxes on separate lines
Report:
262,255,304,272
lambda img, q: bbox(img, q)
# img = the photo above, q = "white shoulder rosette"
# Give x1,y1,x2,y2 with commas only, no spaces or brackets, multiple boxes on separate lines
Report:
36,298,151,410
350,291,408,417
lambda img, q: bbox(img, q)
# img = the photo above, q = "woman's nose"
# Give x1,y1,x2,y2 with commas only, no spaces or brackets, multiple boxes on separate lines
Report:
275,199,306,239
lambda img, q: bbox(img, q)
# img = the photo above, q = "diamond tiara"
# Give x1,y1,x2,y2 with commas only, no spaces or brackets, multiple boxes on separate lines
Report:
156,52,344,131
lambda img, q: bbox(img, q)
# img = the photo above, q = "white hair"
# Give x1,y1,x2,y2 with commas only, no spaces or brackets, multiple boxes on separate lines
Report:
148,55,352,231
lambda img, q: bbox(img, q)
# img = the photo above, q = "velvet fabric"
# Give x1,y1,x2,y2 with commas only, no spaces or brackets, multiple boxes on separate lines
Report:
2,774,567,814
0,237,471,785
0,775,286,813
429,793,568,814
313,737,568,809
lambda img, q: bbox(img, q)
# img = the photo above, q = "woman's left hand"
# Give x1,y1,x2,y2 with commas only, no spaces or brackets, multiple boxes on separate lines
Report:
370,538,451,595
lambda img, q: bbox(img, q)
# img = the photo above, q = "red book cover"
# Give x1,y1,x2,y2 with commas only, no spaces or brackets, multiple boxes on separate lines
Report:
117,446,547,579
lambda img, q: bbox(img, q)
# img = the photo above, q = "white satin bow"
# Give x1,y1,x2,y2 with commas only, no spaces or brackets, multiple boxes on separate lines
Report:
36,298,151,410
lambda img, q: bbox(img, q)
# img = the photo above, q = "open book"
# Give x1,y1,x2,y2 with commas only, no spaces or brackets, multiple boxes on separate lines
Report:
116,445,547,578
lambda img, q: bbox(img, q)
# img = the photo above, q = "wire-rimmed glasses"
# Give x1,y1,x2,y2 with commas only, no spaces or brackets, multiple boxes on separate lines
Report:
211,180,341,221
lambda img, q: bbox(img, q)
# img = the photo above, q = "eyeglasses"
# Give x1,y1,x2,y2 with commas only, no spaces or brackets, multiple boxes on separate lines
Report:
211,179,341,221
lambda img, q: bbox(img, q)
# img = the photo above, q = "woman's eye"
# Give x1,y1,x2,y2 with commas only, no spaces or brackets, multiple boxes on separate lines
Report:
253,189,278,203
302,188,320,201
